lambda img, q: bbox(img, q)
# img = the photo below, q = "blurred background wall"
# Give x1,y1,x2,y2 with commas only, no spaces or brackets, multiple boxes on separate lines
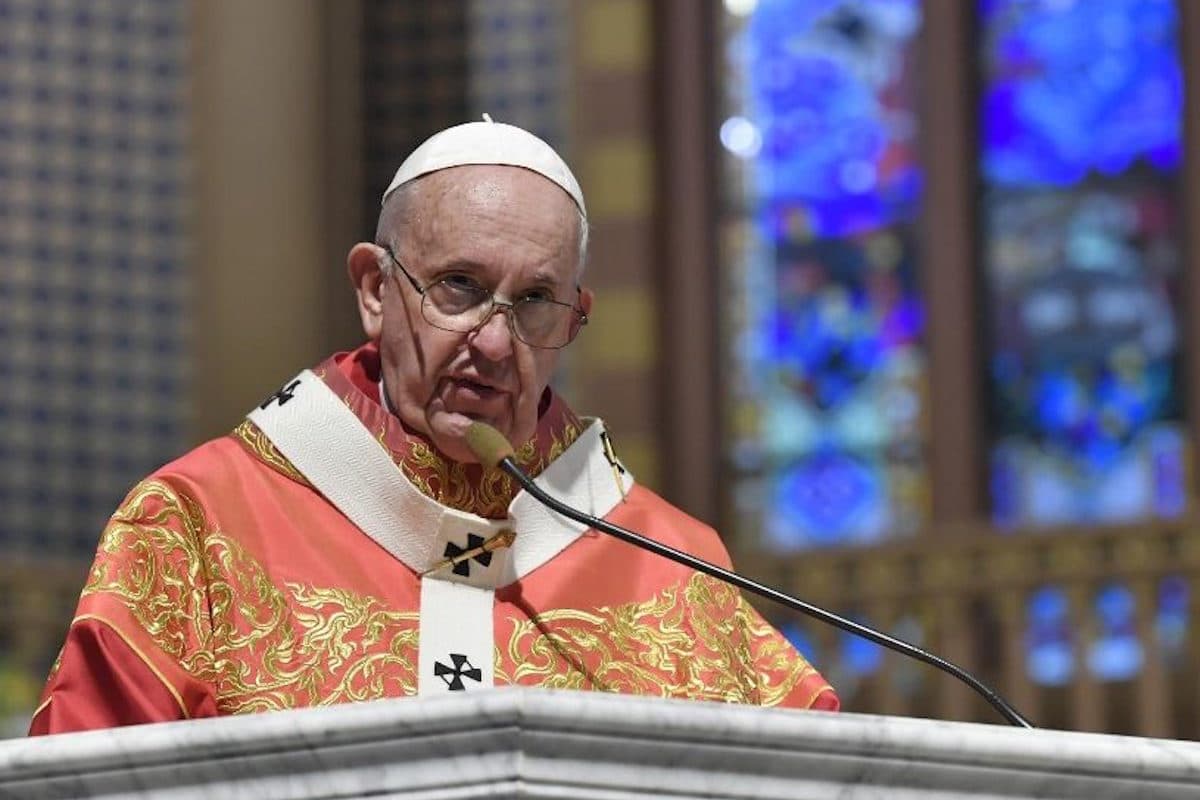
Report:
3,0,1200,738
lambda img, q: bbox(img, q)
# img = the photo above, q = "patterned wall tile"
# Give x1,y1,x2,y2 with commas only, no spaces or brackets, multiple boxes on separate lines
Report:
0,0,190,557
362,1,470,212
467,0,570,151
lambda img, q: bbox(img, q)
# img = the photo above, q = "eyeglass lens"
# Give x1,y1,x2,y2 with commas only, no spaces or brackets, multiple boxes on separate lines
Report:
422,280,575,348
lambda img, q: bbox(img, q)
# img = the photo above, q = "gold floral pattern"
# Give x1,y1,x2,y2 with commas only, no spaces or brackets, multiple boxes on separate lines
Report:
80,481,824,717
498,572,822,707
84,480,419,714
396,420,581,519
231,420,310,487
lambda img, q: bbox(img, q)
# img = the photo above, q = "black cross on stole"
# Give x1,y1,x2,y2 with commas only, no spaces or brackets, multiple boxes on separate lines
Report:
441,533,495,577
433,653,482,691
260,378,301,409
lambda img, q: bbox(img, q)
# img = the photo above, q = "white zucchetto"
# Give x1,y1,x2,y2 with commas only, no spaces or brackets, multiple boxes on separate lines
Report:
382,114,586,217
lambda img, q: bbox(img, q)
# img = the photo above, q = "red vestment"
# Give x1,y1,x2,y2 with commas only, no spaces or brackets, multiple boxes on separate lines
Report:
30,344,837,734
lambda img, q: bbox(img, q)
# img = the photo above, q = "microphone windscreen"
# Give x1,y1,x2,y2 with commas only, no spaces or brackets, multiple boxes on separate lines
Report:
466,421,515,468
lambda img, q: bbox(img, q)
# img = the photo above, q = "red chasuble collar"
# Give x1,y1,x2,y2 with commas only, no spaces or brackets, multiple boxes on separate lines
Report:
313,342,583,519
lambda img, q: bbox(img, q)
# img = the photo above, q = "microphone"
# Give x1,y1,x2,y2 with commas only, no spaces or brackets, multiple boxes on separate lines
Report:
466,421,1033,728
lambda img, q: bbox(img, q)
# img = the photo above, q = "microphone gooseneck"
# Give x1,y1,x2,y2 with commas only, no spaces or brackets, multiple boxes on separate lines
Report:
465,421,1033,728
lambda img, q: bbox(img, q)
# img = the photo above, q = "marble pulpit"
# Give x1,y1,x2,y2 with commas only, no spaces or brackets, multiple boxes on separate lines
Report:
3,688,1199,798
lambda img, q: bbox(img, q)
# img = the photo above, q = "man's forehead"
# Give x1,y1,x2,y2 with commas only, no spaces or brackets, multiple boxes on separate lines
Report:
385,167,580,274
380,164,569,241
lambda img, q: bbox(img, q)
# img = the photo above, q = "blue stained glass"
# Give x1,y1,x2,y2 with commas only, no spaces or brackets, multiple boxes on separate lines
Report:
1026,586,1073,686
723,0,928,551
781,617,884,686
988,185,1186,525
740,0,923,237
981,0,1182,187
840,625,883,676
778,620,819,663
1157,575,1188,660
1088,583,1142,681
1026,578,1191,685
981,0,1187,528
769,450,884,546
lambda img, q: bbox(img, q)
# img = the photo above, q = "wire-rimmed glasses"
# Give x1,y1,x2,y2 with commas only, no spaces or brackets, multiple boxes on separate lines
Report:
380,245,588,349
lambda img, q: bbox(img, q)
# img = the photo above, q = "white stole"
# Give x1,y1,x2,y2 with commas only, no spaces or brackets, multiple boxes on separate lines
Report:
247,369,632,695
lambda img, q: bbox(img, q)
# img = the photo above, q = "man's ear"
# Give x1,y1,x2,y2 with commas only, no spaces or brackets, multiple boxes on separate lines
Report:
578,285,594,317
347,242,386,340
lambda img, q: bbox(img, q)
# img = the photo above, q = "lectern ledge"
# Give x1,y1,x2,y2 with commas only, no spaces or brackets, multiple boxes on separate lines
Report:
3,689,1200,798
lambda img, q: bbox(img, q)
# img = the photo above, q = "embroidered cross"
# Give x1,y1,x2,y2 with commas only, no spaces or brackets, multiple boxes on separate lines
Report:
434,653,482,691
441,533,494,577
259,379,301,409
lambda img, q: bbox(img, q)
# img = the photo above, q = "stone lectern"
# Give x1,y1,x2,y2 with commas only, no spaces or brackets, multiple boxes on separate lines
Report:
3,688,1200,798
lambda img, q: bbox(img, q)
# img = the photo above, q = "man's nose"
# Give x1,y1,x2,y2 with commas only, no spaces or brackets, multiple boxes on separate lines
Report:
468,305,516,359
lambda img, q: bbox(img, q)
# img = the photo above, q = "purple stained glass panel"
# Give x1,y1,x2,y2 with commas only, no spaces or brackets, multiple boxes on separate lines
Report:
721,0,927,550
980,0,1187,527
980,0,1183,187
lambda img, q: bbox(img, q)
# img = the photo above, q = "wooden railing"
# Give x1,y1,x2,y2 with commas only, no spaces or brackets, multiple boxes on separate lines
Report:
4,517,1199,739
737,516,1200,738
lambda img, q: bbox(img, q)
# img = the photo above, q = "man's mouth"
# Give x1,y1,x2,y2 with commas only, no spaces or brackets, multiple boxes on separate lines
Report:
446,377,505,402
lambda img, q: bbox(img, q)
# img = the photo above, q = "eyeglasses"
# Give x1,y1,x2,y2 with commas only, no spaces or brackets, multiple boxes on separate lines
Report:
379,245,588,349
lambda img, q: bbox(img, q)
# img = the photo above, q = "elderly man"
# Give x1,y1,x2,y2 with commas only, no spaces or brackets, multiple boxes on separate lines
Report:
30,119,837,734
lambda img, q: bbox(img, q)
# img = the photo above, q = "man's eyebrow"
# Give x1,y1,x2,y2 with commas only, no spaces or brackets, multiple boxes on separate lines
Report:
528,269,564,287
428,258,488,273
430,260,565,288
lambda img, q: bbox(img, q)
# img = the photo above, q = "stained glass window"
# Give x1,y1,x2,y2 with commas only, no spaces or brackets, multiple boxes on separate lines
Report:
720,0,928,551
1025,578,1188,685
979,0,1187,526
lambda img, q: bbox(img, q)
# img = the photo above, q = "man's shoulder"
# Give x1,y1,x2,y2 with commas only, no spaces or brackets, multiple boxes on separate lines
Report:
138,424,301,499
152,430,254,479
605,483,733,569
108,425,313,536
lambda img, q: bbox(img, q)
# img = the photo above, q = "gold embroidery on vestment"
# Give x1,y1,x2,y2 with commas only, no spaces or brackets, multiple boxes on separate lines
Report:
498,572,820,707
231,420,310,486
397,422,581,518
81,481,821,715
83,480,419,715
